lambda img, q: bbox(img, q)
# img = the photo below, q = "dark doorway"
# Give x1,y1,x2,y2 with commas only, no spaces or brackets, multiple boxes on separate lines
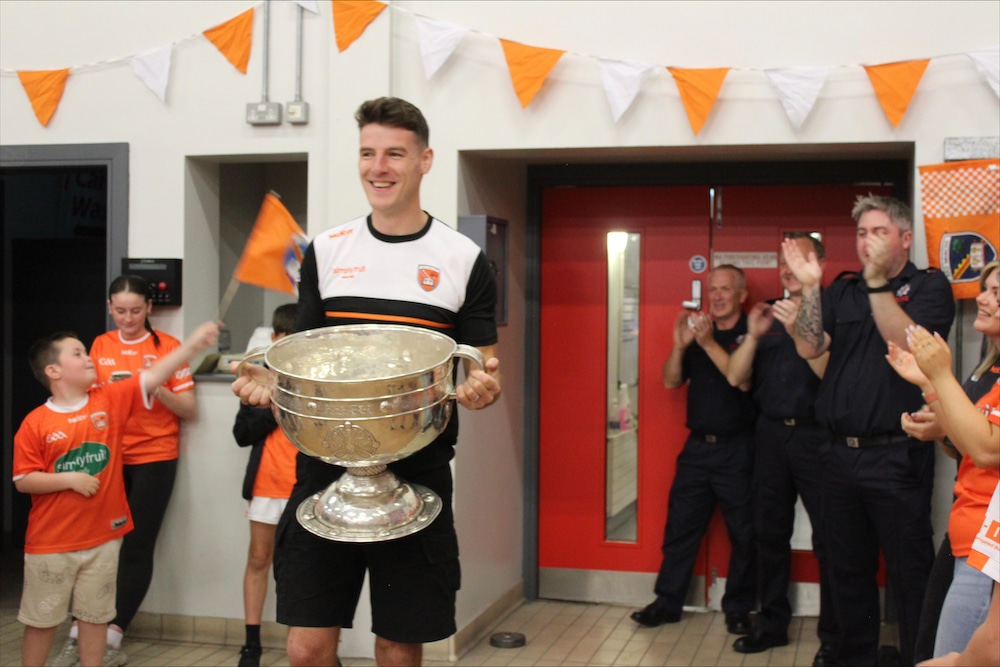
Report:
1,144,128,549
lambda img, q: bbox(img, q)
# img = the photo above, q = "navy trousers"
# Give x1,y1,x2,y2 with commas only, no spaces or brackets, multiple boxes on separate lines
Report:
751,417,836,643
653,432,756,616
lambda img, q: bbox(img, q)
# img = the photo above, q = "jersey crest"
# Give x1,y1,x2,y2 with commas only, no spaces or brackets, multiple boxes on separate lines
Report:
418,265,440,292
90,411,109,431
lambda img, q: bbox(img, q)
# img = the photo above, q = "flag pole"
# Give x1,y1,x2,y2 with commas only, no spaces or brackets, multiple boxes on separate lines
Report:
219,276,241,323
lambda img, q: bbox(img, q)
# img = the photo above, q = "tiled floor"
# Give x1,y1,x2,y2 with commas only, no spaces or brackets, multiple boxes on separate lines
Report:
2,545,831,666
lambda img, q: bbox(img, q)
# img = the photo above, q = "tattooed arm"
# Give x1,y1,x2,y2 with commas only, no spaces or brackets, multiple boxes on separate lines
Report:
781,239,831,359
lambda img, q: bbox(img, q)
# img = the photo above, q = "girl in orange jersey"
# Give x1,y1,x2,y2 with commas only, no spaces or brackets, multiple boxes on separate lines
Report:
55,275,198,666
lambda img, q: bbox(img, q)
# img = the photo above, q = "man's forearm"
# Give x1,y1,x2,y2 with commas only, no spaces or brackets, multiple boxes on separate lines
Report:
792,288,828,358
663,347,685,389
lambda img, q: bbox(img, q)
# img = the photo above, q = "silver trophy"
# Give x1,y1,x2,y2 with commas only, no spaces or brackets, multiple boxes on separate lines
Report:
237,324,483,542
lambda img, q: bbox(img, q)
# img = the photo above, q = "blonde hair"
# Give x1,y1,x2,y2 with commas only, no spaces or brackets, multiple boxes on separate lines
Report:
972,260,1000,381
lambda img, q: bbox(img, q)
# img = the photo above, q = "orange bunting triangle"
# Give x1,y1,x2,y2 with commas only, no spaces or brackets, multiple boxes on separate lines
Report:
667,67,730,135
17,69,70,127
332,1,387,52
499,40,565,108
234,194,309,295
203,8,254,74
863,59,930,128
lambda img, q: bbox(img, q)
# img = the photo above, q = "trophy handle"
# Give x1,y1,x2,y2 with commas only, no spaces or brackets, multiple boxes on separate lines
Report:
454,344,485,372
449,344,486,400
233,345,271,380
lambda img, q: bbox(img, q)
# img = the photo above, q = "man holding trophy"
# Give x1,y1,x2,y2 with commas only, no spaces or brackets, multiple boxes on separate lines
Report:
232,97,502,667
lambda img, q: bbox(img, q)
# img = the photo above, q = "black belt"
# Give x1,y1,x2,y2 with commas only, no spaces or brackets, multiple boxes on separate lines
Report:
836,434,912,449
692,431,747,444
763,415,816,427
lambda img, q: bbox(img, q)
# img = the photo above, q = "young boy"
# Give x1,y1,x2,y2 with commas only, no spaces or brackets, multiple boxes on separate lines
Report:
233,304,298,667
14,322,219,667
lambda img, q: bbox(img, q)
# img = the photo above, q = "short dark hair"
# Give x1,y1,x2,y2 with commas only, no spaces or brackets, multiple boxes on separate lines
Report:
272,303,298,336
28,332,78,389
355,97,429,147
784,232,826,260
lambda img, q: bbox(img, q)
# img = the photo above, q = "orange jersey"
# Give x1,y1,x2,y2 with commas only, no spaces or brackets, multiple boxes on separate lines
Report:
13,379,141,554
90,330,194,464
949,379,1000,557
252,428,298,499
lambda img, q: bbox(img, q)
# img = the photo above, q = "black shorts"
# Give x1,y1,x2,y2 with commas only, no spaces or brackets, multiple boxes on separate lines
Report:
274,465,460,643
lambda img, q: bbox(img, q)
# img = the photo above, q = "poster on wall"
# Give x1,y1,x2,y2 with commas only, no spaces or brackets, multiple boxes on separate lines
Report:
918,158,1000,299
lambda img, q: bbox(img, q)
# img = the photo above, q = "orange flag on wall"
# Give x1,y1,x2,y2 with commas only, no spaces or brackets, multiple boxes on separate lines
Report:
17,69,70,127
203,8,254,74
863,59,930,128
499,40,565,108
333,1,387,52
918,158,1000,299
234,194,309,295
667,67,730,135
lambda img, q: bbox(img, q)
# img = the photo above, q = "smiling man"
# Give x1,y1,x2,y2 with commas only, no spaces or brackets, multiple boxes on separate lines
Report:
781,195,955,667
234,97,502,667
632,265,757,636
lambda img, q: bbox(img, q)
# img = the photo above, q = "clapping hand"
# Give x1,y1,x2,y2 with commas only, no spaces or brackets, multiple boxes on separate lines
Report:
771,299,799,336
781,238,822,290
905,325,952,383
886,340,931,391
746,302,774,339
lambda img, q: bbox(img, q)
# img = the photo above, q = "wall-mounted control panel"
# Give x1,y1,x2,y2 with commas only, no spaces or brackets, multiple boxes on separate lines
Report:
121,258,183,306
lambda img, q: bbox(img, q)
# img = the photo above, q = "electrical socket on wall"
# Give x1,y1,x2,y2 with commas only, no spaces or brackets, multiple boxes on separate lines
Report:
246,102,282,125
286,100,309,124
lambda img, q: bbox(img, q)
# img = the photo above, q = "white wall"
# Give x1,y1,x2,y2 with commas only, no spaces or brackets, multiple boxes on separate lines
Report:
3,0,998,658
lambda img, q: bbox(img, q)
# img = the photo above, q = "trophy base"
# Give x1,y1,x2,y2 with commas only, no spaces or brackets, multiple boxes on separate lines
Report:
296,469,442,542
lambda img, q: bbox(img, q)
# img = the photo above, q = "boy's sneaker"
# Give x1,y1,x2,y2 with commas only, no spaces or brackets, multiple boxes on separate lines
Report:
103,646,128,666
238,643,262,667
51,637,79,667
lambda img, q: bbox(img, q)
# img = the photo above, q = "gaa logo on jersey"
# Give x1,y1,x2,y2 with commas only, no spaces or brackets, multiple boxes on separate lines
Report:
142,354,157,369
418,265,440,292
939,233,998,284
55,442,110,475
90,411,109,432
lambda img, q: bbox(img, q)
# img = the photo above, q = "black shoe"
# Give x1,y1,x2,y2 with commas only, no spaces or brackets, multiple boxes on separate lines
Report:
725,612,751,635
733,631,789,653
813,643,836,667
630,602,681,627
238,644,262,667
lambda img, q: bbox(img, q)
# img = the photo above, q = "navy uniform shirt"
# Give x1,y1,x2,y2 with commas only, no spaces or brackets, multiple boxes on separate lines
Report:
752,304,820,423
683,313,757,435
816,262,954,437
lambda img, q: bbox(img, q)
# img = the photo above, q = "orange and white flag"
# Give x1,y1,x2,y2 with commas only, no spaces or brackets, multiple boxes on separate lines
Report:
233,193,309,295
919,158,1000,299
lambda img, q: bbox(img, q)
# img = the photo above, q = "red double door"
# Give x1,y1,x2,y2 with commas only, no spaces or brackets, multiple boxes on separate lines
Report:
538,184,890,603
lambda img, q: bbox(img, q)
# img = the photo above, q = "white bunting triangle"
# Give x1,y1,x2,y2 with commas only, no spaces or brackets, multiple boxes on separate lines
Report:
765,66,830,130
415,15,469,81
597,58,656,122
129,45,172,103
292,0,319,13
967,47,1000,97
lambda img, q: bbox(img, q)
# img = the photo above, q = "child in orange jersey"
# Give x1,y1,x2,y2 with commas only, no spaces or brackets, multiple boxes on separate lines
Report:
14,322,219,667
233,303,299,667
57,274,200,666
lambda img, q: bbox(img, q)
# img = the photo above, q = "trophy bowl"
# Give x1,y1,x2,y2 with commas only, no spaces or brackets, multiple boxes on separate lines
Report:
238,324,483,542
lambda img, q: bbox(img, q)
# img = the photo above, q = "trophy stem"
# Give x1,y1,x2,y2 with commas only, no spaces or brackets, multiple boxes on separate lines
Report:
296,467,442,542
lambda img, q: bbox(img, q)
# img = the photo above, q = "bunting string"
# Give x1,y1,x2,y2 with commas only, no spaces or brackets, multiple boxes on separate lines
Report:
2,0,996,130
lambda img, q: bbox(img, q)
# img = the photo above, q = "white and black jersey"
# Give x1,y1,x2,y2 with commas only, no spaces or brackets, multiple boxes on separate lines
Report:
292,213,498,489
